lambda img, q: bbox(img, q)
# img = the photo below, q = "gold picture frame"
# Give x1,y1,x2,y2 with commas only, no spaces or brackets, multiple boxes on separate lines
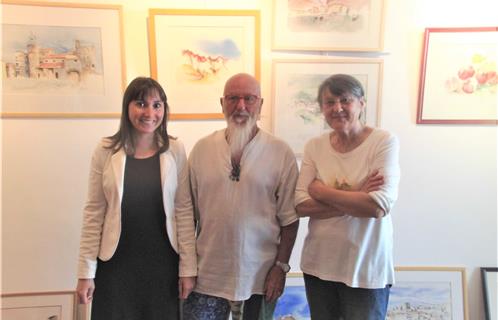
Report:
148,9,260,120
1,291,77,319
1,0,126,118
388,266,469,320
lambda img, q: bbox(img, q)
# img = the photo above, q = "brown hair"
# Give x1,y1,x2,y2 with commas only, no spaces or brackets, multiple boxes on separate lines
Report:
106,77,170,155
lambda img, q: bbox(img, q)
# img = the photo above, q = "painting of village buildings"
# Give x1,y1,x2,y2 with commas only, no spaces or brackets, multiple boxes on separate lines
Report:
387,281,453,320
2,24,104,94
287,0,370,32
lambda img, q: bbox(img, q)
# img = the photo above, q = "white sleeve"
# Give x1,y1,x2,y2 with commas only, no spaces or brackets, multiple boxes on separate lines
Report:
294,140,318,206
276,145,299,226
172,140,197,277
77,141,108,279
368,133,401,215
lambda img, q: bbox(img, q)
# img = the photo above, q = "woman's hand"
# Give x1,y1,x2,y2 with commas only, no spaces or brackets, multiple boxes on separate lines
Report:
359,169,384,193
308,179,327,201
76,278,95,304
179,276,196,299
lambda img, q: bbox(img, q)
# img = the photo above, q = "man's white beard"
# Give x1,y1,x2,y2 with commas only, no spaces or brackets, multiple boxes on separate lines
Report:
226,113,257,159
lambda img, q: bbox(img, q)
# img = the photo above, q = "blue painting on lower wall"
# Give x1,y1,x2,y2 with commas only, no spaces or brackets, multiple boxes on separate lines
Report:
273,285,310,320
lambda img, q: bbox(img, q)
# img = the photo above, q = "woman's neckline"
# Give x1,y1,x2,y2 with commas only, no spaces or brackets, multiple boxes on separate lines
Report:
329,127,374,154
129,152,159,160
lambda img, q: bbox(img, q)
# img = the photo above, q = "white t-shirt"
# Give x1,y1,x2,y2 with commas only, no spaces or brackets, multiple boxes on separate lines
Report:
189,129,299,300
295,128,400,289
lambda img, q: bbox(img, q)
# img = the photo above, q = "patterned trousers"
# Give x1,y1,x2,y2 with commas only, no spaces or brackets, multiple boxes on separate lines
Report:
182,291,264,320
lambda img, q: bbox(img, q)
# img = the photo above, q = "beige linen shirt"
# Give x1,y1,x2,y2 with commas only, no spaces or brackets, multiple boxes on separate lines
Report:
189,129,299,300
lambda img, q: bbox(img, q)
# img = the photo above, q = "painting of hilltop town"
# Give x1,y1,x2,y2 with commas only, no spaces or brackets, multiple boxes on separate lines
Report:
272,0,384,51
387,267,468,320
1,2,124,117
287,0,370,33
2,24,104,95
387,282,452,319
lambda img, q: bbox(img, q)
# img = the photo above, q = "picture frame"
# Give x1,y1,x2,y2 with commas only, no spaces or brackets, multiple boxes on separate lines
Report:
1,291,77,319
1,0,126,118
273,273,310,320
272,58,383,155
416,27,498,124
148,9,260,120
387,266,469,320
272,0,385,51
481,267,498,320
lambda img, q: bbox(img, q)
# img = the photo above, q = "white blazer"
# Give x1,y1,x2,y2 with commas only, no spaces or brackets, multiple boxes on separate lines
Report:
77,138,197,279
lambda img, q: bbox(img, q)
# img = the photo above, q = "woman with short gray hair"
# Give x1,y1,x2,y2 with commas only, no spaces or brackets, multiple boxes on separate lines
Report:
295,74,401,319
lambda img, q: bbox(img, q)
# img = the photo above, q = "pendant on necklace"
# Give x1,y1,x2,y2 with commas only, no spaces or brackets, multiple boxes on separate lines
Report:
230,163,241,182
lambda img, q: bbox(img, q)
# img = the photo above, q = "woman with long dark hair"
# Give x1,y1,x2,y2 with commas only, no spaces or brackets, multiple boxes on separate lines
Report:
76,77,196,319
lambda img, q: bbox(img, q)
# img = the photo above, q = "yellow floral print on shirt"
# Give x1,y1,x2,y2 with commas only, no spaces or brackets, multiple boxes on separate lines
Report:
334,177,352,191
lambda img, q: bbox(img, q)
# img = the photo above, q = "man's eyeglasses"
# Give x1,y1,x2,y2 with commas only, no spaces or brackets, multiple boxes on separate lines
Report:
323,97,356,108
223,95,260,106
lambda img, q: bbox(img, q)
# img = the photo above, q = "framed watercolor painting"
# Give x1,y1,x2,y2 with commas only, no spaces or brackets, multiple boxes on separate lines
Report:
272,58,383,155
1,291,77,319
273,273,310,320
1,0,126,118
481,267,498,320
148,9,260,120
387,267,469,320
417,27,498,124
272,0,385,51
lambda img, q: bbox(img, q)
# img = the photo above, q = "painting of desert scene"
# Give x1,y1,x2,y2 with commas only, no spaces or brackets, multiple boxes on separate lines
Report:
178,35,242,85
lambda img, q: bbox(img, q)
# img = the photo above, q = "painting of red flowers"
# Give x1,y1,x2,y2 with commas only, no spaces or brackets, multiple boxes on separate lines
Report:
417,27,498,124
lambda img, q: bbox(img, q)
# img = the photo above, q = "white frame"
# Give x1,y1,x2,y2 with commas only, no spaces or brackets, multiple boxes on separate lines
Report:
1,291,77,320
272,58,383,155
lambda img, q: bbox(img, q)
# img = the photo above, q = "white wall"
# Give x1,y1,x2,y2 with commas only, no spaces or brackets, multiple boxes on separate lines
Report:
1,0,497,319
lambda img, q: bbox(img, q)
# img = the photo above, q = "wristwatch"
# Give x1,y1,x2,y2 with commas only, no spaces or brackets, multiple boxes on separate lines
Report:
275,261,291,273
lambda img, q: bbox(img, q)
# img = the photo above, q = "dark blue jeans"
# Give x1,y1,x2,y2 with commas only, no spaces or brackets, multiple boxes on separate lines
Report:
183,291,263,320
303,273,390,320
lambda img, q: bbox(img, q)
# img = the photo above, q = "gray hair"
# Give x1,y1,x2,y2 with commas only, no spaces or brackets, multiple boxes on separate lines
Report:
317,74,365,107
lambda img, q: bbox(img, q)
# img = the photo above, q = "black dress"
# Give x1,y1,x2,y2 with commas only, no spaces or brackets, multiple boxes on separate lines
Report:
91,153,179,320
